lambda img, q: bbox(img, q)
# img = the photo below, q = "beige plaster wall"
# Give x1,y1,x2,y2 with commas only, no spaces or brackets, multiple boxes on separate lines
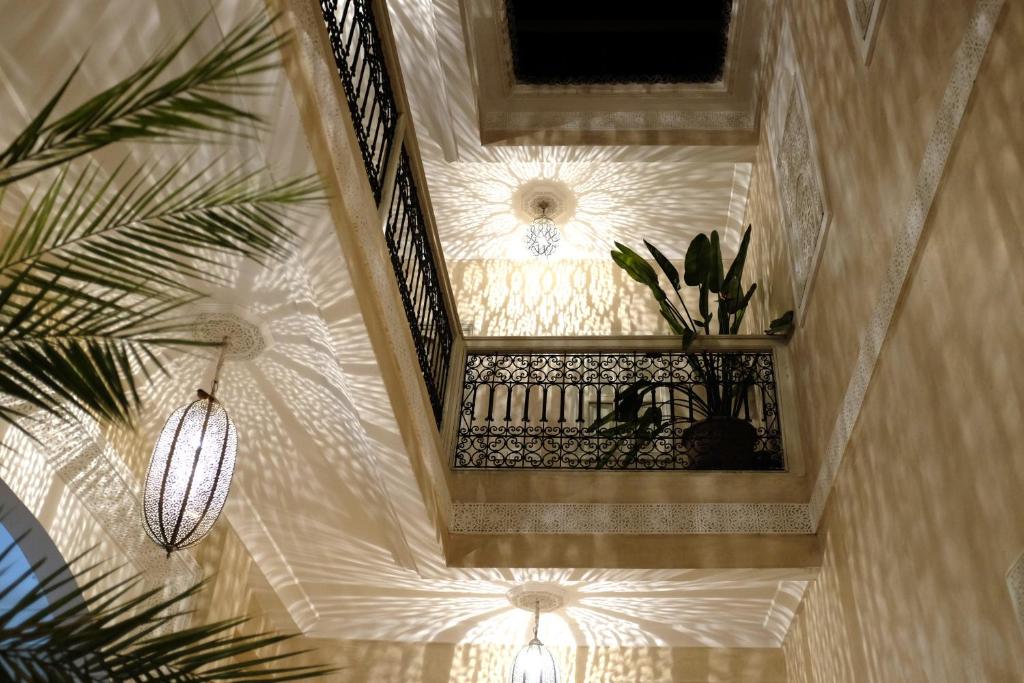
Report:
450,255,776,338
449,259,679,336
764,0,1024,680
745,0,980,486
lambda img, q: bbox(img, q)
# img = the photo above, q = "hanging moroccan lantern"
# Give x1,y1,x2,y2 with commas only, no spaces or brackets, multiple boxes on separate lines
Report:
510,600,559,683
142,343,236,556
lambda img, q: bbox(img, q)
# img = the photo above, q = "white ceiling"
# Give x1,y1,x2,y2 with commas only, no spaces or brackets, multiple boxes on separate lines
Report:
387,0,753,262
0,0,804,649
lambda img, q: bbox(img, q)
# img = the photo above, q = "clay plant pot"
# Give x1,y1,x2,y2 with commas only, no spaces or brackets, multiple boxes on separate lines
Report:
682,416,758,470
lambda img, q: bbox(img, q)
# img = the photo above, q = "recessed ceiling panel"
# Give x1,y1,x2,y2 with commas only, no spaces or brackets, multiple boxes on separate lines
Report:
506,0,732,85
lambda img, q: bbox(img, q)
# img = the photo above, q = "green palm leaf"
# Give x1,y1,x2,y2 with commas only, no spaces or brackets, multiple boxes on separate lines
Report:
0,253,201,429
0,159,320,299
0,11,323,433
0,13,284,188
0,539,335,680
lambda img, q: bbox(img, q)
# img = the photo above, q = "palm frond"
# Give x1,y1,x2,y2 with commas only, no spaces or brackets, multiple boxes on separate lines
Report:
0,13,284,187
0,158,320,299
0,254,210,429
0,540,336,681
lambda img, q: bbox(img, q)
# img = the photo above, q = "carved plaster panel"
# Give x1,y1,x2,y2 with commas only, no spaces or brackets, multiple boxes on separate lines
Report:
845,0,886,64
767,15,831,322
776,77,829,315
450,502,813,535
1009,551,1024,637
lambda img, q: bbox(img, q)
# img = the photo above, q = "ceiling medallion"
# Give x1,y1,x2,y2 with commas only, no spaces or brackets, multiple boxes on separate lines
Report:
190,305,271,361
514,180,576,258
511,179,577,225
507,583,569,613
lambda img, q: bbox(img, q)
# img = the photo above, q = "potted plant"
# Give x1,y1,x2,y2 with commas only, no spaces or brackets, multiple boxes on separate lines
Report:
591,225,792,469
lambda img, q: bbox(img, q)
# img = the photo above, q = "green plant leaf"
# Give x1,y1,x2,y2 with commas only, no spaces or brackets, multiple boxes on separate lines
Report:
0,535,336,680
0,13,287,187
723,224,752,287
766,310,795,335
698,285,711,330
612,243,659,287
0,158,321,300
708,231,724,293
680,326,697,349
658,300,688,336
643,240,679,290
0,12,320,434
612,243,667,302
730,307,746,334
683,233,711,287
724,281,757,315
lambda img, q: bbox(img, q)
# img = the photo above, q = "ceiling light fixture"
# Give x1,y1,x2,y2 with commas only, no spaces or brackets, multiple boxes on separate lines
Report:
142,340,237,556
510,600,559,683
524,201,560,258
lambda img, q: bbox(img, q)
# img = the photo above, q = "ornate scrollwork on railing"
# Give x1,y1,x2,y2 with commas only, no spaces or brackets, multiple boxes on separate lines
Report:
384,151,454,424
319,0,398,202
454,350,785,470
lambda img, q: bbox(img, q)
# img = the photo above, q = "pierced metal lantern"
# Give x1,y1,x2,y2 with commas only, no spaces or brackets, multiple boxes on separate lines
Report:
142,345,236,556
510,602,559,683
524,204,560,258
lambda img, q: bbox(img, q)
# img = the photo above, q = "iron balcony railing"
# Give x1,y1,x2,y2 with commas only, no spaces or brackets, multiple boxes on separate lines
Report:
454,347,786,471
320,0,397,202
383,151,453,423
319,0,454,426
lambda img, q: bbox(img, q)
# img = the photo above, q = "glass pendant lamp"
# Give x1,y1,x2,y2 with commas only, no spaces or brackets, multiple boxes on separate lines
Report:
510,601,559,683
524,202,560,258
142,341,237,556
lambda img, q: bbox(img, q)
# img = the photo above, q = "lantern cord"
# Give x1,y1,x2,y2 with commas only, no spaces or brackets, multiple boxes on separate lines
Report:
209,336,229,398
533,600,540,640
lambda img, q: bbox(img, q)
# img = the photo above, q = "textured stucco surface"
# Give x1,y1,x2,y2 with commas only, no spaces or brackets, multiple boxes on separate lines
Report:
774,0,1024,680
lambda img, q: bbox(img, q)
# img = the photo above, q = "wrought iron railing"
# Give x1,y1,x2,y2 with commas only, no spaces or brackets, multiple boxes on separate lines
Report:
319,0,456,427
454,349,785,470
384,151,454,423
320,0,398,202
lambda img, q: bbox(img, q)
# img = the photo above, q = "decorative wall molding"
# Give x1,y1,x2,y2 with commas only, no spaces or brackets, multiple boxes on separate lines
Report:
807,0,1005,525
768,13,831,323
481,109,755,134
1008,551,1024,637
845,0,886,64
450,502,813,535
191,305,272,361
